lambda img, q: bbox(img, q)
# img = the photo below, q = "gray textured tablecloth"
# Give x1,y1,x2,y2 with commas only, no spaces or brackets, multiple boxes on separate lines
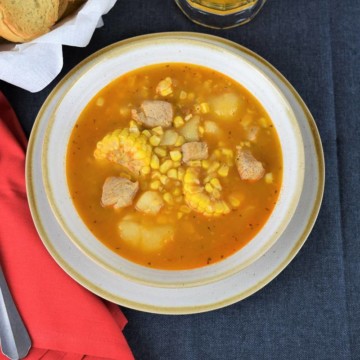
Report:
1,1,359,359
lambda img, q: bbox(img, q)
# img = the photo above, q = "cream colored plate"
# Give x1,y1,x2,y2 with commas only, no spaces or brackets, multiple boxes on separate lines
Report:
26,33,324,314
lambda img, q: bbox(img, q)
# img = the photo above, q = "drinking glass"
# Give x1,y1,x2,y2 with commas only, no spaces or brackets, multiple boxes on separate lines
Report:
175,0,267,29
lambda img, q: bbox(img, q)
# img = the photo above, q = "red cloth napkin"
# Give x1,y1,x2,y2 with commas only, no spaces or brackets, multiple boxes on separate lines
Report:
0,92,134,360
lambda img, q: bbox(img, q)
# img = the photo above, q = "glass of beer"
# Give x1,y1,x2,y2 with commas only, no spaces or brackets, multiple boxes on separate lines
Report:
175,0,267,29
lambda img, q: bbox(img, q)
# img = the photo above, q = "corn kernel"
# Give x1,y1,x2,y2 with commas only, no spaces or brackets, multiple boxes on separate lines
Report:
221,148,234,158
169,150,182,162
96,97,104,106
179,91,187,100
202,160,210,169
119,172,132,180
151,170,161,179
184,114,193,121
200,102,210,114
172,187,182,196
150,135,161,146
150,180,161,190
141,166,151,175
242,113,253,127
187,92,195,101
174,116,185,128
213,149,222,158
168,168,178,179
180,205,192,214
193,104,201,113
154,147,167,157
175,195,183,203
198,126,205,135
188,160,202,167
265,172,274,184
212,189,221,199
163,192,174,205
152,126,164,135
207,161,220,173
178,167,185,181
210,178,222,190
119,107,130,116
156,77,173,96
174,135,185,146
142,129,151,138
160,175,169,185
160,159,173,174
205,183,213,193
259,117,269,128
150,154,160,169
229,195,241,208
129,120,139,129
218,164,230,177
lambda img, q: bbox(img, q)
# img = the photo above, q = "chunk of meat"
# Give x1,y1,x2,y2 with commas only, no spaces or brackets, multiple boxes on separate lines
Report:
182,142,209,163
236,147,265,182
131,100,173,128
101,177,139,209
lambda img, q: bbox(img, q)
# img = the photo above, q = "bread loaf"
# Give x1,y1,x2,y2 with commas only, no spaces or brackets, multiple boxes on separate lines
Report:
0,0,85,43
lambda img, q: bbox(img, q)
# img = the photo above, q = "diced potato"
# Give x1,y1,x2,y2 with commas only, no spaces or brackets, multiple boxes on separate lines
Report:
118,215,174,251
141,225,174,251
178,116,200,141
210,93,243,119
160,129,179,146
204,121,222,136
136,191,164,215
118,217,141,246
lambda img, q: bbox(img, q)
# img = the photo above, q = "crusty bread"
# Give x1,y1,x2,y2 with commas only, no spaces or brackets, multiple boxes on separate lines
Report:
0,0,86,43
58,0,69,19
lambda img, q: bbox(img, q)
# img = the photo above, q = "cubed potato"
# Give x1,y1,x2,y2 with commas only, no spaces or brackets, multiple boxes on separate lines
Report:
141,225,174,251
178,116,200,141
210,93,244,119
160,129,179,146
135,191,164,215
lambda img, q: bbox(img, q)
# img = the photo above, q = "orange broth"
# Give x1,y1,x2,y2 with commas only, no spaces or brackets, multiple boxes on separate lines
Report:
66,63,282,270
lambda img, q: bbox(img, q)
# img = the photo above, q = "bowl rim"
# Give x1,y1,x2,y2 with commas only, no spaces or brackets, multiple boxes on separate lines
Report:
41,34,305,288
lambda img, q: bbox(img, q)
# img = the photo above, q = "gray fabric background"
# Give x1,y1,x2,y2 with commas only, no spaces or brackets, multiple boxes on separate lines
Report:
1,1,359,359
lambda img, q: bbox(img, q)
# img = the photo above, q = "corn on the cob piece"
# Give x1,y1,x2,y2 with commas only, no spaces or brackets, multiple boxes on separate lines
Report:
94,128,152,176
182,168,230,217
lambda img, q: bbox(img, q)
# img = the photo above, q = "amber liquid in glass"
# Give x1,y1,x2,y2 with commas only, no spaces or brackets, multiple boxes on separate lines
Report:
175,0,266,28
190,0,258,12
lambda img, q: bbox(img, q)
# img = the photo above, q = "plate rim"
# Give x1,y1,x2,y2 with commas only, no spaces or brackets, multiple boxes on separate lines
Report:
26,32,325,314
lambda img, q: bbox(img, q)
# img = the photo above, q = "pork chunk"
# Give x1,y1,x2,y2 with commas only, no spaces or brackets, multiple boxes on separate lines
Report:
181,142,208,163
101,177,139,209
236,147,265,182
131,100,173,128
